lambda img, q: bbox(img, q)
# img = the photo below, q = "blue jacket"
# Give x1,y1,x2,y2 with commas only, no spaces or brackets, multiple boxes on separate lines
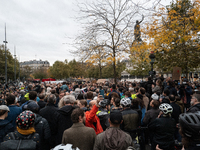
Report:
0,119,14,143
60,84,69,92
5,105,22,129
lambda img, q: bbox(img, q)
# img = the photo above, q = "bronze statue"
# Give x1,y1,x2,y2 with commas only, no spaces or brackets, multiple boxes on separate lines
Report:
134,14,144,42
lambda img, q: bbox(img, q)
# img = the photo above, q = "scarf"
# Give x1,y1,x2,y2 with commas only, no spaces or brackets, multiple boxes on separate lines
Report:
17,127,36,135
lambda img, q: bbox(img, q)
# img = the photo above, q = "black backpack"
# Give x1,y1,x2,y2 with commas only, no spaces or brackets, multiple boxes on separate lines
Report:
0,132,37,150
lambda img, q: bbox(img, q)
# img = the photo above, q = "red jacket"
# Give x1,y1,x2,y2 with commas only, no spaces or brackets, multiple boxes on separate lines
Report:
85,105,103,135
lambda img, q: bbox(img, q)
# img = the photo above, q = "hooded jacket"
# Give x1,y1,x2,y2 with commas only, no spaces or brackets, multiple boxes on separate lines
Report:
54,105,75,145
0,119,14,143
93,127,132,150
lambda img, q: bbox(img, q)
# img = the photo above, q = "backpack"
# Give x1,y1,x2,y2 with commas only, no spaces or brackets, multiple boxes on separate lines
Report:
0,132,37,150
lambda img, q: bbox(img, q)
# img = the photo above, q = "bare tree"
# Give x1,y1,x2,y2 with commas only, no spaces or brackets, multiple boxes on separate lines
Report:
73,0,164,83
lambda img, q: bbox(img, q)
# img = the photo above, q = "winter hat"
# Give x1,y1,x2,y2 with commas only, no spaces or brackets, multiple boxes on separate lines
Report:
16,110,35,129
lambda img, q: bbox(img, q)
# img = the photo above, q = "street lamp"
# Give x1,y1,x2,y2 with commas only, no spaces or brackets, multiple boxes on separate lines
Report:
149,51,155,79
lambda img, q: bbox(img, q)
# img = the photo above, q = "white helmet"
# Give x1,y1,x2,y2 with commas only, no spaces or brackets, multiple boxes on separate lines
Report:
120,98,131,107
159,103,173,114
52,144,80,150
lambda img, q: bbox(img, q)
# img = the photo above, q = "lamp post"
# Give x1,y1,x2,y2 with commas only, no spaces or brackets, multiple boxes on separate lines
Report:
3,24,8,84
149,51,155,79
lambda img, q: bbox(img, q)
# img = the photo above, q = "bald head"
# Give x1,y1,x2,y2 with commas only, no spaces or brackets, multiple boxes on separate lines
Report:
89,100,96,109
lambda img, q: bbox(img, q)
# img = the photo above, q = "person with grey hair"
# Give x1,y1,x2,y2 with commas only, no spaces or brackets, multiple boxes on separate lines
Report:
54,95,77,145
39,94,58,148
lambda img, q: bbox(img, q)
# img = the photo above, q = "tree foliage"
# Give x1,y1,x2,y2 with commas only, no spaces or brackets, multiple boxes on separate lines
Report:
146,0,200,77
0,44,20,81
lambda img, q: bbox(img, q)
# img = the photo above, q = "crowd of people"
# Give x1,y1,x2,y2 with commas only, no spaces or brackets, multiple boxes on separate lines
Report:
0,77,200,150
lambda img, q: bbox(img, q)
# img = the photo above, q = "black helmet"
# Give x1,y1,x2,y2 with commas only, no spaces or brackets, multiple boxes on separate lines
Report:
99,99,109,108
179,112,200,139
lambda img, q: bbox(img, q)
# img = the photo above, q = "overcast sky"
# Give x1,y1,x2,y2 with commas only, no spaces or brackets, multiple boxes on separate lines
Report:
0,0,170,66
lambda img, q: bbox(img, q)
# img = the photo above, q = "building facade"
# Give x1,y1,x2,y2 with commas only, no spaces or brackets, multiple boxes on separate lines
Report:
20,60,50,73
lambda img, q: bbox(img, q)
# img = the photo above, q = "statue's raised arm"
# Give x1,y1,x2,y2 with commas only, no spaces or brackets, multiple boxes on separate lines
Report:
138,14,144,24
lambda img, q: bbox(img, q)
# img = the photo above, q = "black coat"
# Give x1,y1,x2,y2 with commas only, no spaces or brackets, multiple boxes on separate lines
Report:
143,108,160,125
0,119,14,143
148,116,176,150
170,102,181,123
39,104,58,148
54,105,75,145
187,103,200,113
34,114,51,150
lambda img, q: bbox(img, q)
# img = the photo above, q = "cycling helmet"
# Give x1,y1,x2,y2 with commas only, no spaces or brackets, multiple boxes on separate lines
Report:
159,103,173,114
120,98,131,107
52,144,80,150
99,99,108,108
16,110,35,129
179,112,200,139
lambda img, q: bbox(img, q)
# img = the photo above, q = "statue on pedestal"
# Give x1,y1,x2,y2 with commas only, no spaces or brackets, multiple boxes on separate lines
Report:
134,15,144,42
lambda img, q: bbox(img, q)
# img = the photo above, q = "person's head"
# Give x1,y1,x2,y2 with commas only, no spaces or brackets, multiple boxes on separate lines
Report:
125,91,131,98
27,84,33,91
169,94,175,102
139,87,146,95
71,108,85,124
77,100,87,108
109,110,123,127
156,79,162,87
190,94,200,106
112,84,116,90
148,76,152,81
6,94,16,105
113,98,121,107
47,94,56,104
29,91,37,101
26,102,40,114
59,91,65,99
87,91,93,100
150,100,160,109
120,98,131,108
151,93,159,101
63,95,76,105
163,89,170,96
89,100,96,109
159,103,173,117
129,87,134,93
131,98,139,109
99,99,109,110
39,93,45,100
16,110,35,130
0,105,10,119
179,112,200,147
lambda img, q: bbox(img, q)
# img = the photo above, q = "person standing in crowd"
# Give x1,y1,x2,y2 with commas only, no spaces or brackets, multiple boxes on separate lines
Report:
55,95,76,145
62,108,96,150
5,94,22,129
0,105,14,143
187,94,200,113
120,98,139,139
85,98,103,135
139,87,149,111
144,76,153,98
87,91,93,105
39,94,58,148
60,82,69,92
38,93,46,109
26,102,51,150
149,103,176,150
108,84,120,103
179,112,200,150
94,110,133,150
1,111,40,150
